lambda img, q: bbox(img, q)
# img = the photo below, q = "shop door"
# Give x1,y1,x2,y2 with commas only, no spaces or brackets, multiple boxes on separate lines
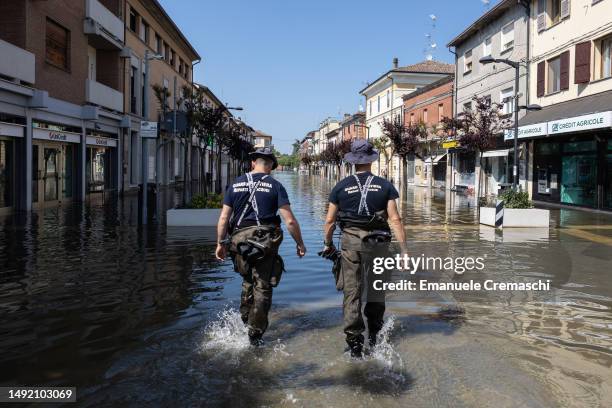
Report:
33,141,72,207
561,154,597,207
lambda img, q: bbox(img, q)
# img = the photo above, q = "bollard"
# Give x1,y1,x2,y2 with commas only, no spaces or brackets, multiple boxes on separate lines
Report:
495,199,504,228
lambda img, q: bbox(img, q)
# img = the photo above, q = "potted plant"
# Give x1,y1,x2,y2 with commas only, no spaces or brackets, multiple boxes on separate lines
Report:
479,189,550,228
166,193,224,226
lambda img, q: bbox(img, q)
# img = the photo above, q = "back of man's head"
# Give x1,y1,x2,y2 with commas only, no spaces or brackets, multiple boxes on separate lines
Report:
253,157,273,173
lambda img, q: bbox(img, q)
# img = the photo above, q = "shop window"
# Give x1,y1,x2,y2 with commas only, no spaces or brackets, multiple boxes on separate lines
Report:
46,18,70,70
0,140,14,208
536,142,560,155
564,140,596,153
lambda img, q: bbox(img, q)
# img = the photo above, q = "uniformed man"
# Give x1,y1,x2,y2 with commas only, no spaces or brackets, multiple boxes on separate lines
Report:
216,147,306,345
322,139,407,357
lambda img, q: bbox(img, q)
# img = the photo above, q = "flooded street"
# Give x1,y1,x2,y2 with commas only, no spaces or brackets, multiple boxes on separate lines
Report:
1,172,612,407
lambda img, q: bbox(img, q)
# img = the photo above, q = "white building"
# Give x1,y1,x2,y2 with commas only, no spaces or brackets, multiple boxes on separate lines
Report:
359,59,454,179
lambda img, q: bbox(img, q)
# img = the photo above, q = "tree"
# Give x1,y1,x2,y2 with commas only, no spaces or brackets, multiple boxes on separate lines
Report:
380,115,407,182
442,95,510,199
372,135,391,177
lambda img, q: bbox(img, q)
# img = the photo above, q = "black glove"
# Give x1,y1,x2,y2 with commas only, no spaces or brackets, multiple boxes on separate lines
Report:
318,243,338,260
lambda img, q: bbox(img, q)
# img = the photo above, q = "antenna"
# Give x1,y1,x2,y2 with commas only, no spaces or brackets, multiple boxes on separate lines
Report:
481,0,491,12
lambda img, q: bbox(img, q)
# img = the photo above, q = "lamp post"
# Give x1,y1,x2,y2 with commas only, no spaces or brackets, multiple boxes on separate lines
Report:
141,50,164,224
479,56,541,190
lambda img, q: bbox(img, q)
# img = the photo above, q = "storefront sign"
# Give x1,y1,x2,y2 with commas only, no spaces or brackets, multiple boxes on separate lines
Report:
0,122,25,138
140,121,158,138
547,111,612,135
33,128,81,143
442,140,459,149
86,136,117,147
504,123,547,141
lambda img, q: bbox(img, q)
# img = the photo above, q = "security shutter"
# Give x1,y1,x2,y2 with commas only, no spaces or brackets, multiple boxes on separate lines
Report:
560,51,570,90
537,61,546,97
537,0,547,32
560,0,570,19
574,41,591,84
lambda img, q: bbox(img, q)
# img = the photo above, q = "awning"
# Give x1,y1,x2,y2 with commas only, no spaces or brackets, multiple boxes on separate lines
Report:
425,153,447,164
481,149,509,158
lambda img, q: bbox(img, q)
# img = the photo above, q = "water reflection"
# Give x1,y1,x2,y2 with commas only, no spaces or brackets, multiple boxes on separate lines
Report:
0,173,611,407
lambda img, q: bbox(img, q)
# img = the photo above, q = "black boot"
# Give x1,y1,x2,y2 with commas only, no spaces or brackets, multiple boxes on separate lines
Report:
248,329,264,347
346,335,363,358
368,331,379,349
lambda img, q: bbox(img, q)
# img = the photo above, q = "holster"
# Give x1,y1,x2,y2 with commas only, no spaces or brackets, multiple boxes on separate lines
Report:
229,225,285,287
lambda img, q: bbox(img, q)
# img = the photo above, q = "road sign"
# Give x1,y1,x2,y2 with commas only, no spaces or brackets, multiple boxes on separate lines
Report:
140,121,158,138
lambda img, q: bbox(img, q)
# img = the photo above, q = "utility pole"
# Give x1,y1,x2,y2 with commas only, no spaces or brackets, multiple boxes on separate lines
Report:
141,50,151,224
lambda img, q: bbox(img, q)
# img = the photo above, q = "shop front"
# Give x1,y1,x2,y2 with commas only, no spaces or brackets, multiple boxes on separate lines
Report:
515,107,612,210
0,121,25,213
32,124,80,207
85,133,118,194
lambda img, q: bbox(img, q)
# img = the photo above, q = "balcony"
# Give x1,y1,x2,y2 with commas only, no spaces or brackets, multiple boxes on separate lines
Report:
84,0,124,50
86,79,123,112
0,39,35,85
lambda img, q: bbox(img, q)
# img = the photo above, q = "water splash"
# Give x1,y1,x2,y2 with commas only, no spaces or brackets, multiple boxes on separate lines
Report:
201,308,250,352
370,315,403,371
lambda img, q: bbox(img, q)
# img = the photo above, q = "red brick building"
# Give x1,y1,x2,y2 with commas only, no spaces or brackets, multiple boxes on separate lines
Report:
402,75,454,187
340,112,366,141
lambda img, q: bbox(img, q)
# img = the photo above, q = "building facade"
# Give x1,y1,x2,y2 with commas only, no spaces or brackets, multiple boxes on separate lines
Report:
340,112,366,141
402,75,454,188
360,59,454,179
514,0,612,210
0,0,127,214
448,0,531,197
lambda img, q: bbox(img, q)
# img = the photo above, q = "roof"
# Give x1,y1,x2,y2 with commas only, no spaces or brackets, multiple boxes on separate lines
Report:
447,0,516,48
193,83,232,117
340,111,366,126
360,60,455,94
519,90,612,126
254,130,272,138
402,75,454,102
144,0,201,61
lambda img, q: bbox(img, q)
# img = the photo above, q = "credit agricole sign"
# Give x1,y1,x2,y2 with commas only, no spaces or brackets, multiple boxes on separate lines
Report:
504,111,612,141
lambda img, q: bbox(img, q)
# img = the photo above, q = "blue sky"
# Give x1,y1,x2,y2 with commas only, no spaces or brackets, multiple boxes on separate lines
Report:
159,0,498,153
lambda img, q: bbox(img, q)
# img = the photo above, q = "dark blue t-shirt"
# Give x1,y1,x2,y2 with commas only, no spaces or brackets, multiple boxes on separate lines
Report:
328,172,399,215
223,172,290,227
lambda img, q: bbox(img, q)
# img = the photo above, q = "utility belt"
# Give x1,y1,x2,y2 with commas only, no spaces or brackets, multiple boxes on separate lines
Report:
337,210,390,232
229,225,285,287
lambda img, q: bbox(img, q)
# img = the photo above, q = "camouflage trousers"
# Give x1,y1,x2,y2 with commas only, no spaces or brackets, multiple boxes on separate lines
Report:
340,227,386,348
230,225,283,337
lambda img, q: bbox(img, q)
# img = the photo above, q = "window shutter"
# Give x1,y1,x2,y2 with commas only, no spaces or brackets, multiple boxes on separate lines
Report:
560,51,570,90
574,41,591,84
560,0,570,19
537,0,547,32
537,61,546,97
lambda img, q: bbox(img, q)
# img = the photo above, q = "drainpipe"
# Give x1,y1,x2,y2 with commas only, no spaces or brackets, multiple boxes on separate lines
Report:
448,46,459,190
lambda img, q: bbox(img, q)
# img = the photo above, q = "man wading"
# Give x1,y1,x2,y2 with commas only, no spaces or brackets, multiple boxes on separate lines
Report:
322,139,407,357
216,147,306,345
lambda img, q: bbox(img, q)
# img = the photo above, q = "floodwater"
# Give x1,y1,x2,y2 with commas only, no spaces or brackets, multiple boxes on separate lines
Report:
1,173,611,407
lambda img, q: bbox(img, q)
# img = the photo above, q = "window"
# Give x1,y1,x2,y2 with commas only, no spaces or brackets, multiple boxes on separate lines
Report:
483,36,492,56
155,34,162,54
501,22,514,52
410,112,415,124
464,49,473,74
463,102,472,112
163,42,169,61
130,66,137,114
551,0,561,24
141,72,146,116
179,59,184,75
500,87,514,115
386,90,390,108
438,103,444,121
423,109,428,123
170,49,175,67
46,18,70,70
483,95,492,107
377,95,380,112
548,56,561,93
601,37,612,79
129,8,138,32
140,19,149,44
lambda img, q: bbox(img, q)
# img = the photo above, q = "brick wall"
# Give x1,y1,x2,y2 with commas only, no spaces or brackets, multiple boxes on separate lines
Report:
0,1,27,48
403,80,453,129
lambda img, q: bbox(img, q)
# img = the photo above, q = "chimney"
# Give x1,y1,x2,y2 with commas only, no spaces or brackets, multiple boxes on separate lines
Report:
392,57,399,69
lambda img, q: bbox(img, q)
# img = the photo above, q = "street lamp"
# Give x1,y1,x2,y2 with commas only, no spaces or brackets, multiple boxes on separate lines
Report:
140,50,164,225
479,56,541,190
